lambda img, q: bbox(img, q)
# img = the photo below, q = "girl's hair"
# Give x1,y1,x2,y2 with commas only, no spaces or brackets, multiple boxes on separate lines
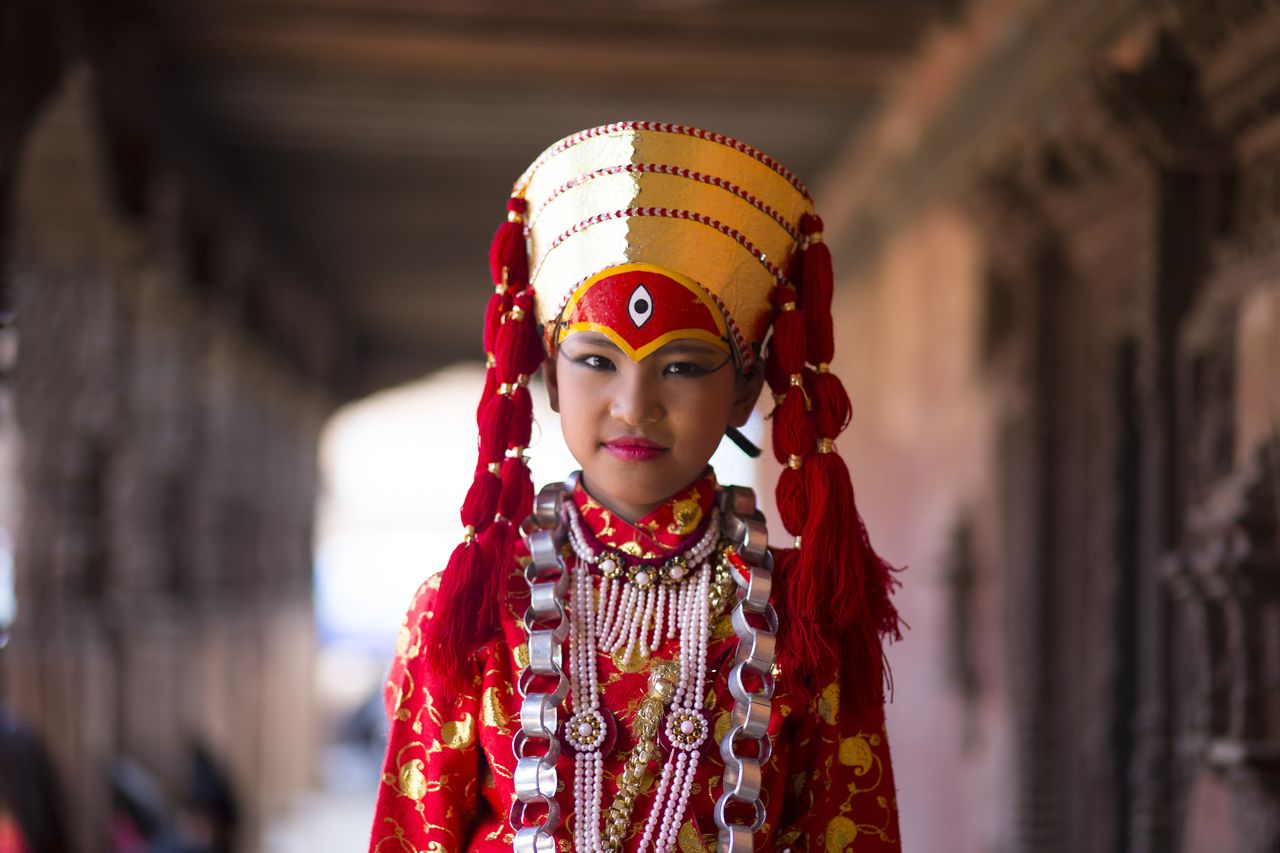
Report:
422,164,901,714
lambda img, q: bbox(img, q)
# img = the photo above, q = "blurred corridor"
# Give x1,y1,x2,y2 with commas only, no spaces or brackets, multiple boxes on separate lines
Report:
2,1,1279,851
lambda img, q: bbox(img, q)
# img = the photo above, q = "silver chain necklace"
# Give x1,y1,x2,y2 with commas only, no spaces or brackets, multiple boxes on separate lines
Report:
510,475,778,853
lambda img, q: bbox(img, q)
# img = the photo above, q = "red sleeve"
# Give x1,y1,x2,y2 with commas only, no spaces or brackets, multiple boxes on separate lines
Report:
369,575,484,852
775,678,902,851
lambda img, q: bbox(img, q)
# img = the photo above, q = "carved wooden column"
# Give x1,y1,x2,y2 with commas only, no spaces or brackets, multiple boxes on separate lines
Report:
1166,435,1280,853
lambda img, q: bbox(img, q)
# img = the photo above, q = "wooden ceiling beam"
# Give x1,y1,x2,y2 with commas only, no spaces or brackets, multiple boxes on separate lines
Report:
163,13,910,95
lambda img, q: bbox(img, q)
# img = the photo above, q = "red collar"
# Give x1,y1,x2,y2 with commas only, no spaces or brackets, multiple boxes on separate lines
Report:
573,470,718,559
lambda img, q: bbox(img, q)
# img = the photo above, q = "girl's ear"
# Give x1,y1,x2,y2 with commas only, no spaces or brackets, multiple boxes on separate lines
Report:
729,363,765,427
543,354,561,413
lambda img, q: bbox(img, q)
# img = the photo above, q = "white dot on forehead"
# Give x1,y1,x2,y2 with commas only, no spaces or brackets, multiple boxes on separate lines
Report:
627,284,654,329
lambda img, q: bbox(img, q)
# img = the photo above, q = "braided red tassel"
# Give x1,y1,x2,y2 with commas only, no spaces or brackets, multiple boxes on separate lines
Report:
425,195,537,701
771,213,902,713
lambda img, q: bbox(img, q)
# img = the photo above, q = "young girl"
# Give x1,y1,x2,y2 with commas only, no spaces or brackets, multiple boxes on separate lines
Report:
369,122,903,852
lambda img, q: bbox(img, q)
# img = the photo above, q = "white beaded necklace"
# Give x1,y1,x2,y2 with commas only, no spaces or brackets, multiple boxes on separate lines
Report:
562,503,720,852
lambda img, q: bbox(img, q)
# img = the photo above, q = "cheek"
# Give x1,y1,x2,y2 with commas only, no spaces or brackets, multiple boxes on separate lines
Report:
555,374,604,445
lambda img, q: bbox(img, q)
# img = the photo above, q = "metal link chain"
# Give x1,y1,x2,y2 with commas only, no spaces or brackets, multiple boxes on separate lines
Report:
713,486,777,853
510,481,572,853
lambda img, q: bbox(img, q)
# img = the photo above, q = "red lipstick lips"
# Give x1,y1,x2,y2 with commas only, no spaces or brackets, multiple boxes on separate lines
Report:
602,436,668,462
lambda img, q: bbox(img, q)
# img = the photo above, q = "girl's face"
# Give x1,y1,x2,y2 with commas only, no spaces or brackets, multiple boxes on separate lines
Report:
544,332,763,523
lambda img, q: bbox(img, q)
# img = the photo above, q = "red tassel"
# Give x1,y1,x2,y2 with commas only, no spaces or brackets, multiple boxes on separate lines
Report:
810,371,851,439
488,198,528,290
509,385,533,450
799,214,835,366
421,532,501,701
477,393,514,466
494,292,541,383
764,343,789,397
776,464,807,537
775,547,833,701
483,288,510,356
799,451,902,711
460,467,502,532
426,195,536,699
498,457,534,523
770,387,813,463
772,210,902,712
769,310,807,376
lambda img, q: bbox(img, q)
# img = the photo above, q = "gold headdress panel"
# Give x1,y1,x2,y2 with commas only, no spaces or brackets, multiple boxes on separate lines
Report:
513,122,815,369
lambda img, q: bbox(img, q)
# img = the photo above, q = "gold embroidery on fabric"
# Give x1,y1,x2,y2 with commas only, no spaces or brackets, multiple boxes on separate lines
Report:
714,711,733,744
817,681,840,725
397,759,428,800
442,713,476,750
513,642,530,670
824,815,858,851
677,819,709,852
619,540,644,557
839,736,874,773
483,685,510,728
611,643,648,673
668,489,703,535
395,669,417,715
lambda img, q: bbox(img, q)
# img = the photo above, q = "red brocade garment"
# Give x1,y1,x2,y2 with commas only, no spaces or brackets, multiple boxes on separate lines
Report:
370,471,901,852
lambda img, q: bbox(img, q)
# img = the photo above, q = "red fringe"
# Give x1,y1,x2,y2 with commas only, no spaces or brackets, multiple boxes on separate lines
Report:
422,531,502,702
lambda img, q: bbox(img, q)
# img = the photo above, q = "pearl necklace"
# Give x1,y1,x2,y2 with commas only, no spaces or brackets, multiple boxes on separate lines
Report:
566,505,721,668
563,503,719,852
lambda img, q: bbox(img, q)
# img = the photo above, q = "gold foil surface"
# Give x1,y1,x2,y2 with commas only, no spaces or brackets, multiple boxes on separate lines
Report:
514,123,814,354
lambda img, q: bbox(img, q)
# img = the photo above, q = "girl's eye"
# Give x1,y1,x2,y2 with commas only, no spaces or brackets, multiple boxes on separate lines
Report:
663,361,711,377
575,354,615,371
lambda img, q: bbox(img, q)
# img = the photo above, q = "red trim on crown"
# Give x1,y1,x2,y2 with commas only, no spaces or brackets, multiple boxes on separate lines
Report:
526,163,804,243
514,121,812,201
530,206,788,287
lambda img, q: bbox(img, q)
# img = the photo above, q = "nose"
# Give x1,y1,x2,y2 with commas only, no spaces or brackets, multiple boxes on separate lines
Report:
609,366,664,427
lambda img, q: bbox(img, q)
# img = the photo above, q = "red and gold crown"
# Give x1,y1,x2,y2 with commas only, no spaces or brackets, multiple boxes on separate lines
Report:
425,122,901,712
515,121,815,369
